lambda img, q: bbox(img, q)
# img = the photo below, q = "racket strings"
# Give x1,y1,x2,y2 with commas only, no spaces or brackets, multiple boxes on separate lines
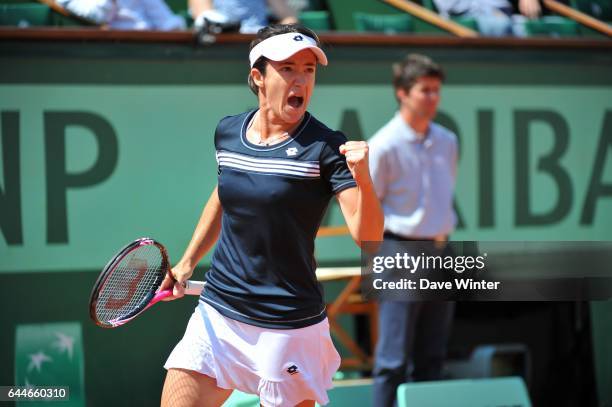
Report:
96,244,166,323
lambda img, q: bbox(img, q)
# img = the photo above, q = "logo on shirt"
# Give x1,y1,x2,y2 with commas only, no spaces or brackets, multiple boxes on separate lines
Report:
286,364,299,375
293,35,304,41
286,147,298,156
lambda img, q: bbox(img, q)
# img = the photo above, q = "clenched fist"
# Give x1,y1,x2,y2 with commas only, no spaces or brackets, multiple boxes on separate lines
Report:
339,141,371,184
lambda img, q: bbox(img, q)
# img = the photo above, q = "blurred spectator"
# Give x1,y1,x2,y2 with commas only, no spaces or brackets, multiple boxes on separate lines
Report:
369,53,457,407
433,0,542,36
57,0,186,30
189,0,298,33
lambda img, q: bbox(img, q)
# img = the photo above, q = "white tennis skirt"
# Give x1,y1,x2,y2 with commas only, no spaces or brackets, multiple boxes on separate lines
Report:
164,301,341,406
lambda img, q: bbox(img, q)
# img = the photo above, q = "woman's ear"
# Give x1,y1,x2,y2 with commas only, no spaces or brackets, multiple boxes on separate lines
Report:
251,68,264,90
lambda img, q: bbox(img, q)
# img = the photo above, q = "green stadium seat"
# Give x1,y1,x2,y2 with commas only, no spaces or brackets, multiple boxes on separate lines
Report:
0,3,50,26
524,16,580,37
300,10,331,31
421,0,436,9
353,12,414,33
571,0,612,38
325,0,456,34
0,0,37,3
397,377,531,407
326,0,402,31
47,10,95,27
572,0,612,21
2,0,97,27
450,16,478,30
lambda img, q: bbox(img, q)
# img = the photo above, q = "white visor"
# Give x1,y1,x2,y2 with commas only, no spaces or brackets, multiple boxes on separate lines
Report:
249,32,328,68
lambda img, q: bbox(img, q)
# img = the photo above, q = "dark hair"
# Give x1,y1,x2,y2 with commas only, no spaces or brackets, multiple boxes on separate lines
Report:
247,24,322,96
392,54,445,95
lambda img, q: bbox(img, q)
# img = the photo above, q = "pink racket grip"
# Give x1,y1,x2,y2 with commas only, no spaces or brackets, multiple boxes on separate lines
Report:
148,289,174,308
150,280,205,307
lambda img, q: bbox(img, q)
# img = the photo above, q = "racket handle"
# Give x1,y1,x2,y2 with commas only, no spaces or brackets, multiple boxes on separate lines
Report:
150,280,204,305
150,289,173,305
184,280,206,296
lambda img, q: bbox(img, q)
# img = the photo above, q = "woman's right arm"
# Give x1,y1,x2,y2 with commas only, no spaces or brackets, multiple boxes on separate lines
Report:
160,185,222,300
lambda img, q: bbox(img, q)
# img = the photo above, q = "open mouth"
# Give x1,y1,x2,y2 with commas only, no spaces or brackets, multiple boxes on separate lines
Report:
288,96,304,109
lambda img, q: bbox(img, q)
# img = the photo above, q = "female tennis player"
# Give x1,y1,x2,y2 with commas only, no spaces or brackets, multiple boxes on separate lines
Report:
160,24,383,407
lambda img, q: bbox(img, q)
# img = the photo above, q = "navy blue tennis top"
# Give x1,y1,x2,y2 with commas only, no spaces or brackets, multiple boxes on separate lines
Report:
201,110,357,329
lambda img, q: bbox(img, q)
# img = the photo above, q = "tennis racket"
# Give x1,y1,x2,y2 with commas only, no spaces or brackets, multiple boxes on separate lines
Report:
89,237,205,328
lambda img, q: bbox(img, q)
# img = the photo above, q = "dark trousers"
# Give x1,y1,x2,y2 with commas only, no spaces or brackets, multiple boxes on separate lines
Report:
372,300,455,407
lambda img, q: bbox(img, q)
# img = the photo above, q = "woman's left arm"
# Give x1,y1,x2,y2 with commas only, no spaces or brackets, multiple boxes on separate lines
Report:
336,141,384,247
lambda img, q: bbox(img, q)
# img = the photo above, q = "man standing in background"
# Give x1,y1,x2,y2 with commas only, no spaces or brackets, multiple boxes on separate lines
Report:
368,54,458,407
